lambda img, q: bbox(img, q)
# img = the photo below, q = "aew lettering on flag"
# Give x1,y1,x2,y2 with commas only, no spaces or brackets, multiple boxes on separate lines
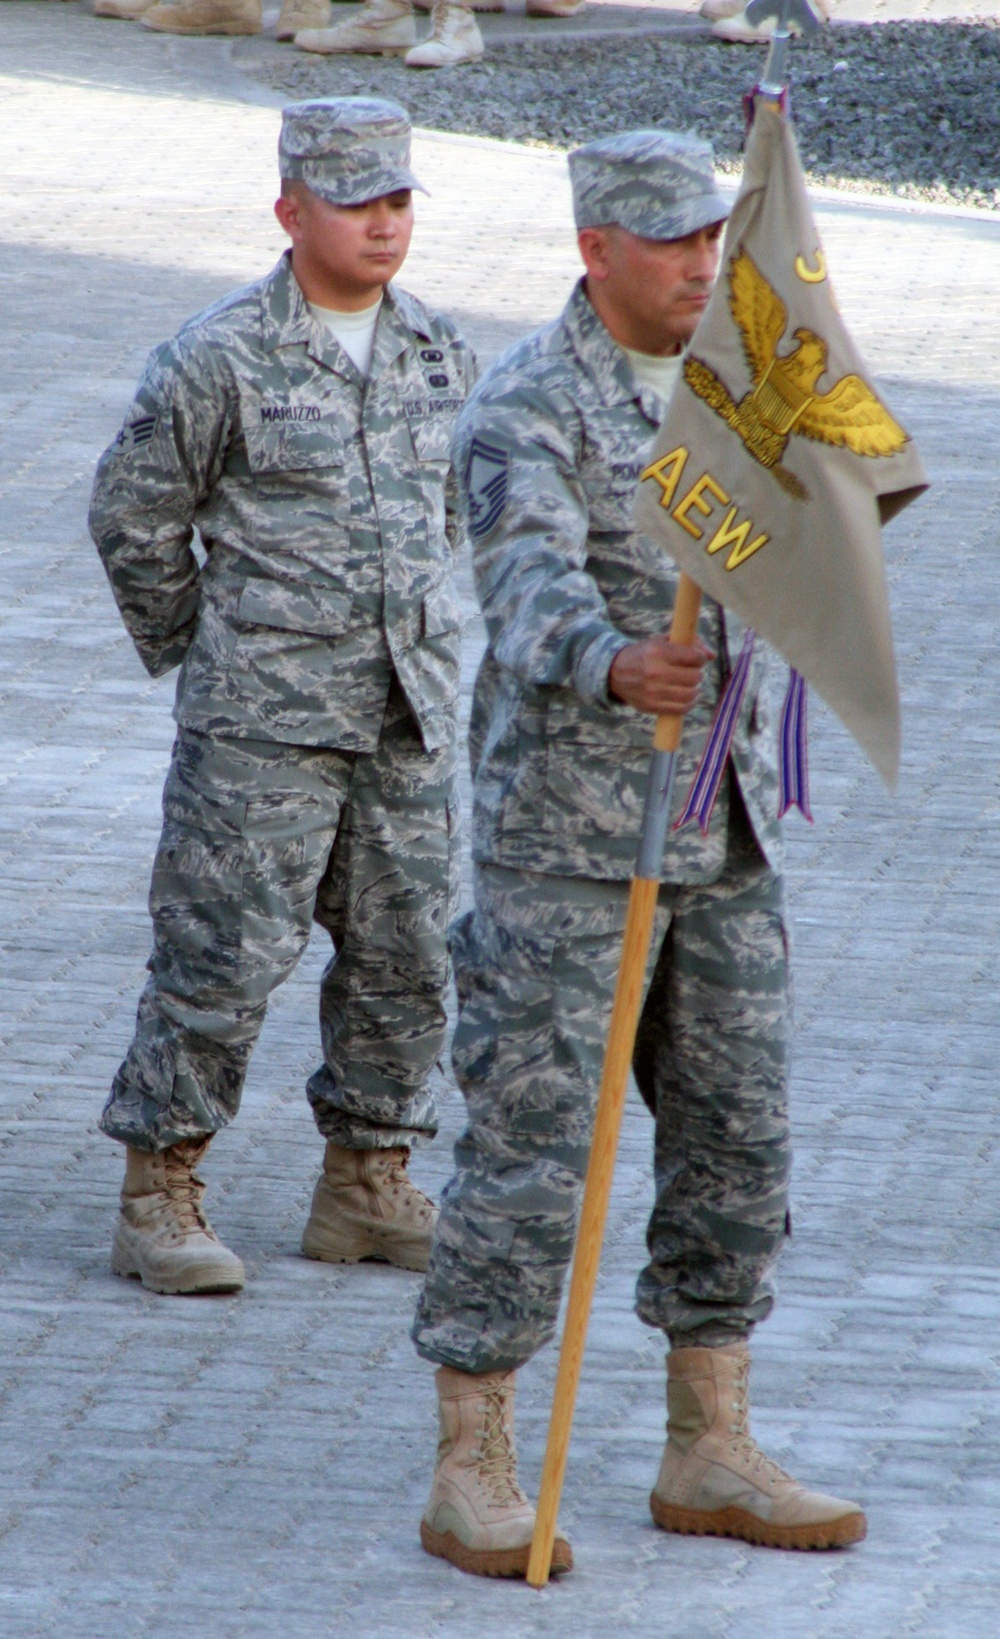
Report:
634,99,927,791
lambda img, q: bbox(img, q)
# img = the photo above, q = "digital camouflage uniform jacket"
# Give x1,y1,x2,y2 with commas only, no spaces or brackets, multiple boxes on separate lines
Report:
90,251,475,754
456,279,782,884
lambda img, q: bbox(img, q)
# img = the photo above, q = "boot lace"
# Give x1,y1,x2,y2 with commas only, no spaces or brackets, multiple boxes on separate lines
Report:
161,1142,213,1237
475,1383,528,1509
726,1355,790,1491
379,1150,435,1223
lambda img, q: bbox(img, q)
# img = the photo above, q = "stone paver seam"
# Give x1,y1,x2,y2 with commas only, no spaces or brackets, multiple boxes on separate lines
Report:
780,480,986,886
1,874,147,1017
0,396,97,495
0,977,121,1068
0,718,162,873
765,1216,917,1494
805,1314,977,1621
786,781,985,1217
0,811,151,935
0,810,168,1223
0,1127,122,1291
128,1311,425,1639
789,1022,954,1223
0,593,125,716
39,1293,258,1631
815,1276,958,1506
219,1111,320,1236
0,1265,128,1541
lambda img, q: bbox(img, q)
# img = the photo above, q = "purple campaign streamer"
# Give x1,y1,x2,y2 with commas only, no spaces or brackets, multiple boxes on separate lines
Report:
673,629,756,836
778,667,813,823
674,638,813,834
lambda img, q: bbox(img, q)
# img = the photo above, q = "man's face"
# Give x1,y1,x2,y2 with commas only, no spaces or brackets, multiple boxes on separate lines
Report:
274,184,415,308
579,219,725,355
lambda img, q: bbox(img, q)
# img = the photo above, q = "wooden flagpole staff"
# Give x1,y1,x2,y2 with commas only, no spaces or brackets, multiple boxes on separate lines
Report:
527,572,703,1589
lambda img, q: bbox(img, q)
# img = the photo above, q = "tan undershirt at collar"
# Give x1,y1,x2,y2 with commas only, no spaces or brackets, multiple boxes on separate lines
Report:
625,346,684,407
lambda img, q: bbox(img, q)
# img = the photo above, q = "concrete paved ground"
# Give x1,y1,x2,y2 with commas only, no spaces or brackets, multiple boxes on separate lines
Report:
1,7,999,1637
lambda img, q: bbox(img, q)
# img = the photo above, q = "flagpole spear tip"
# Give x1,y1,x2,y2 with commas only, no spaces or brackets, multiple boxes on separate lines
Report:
744,0,825,98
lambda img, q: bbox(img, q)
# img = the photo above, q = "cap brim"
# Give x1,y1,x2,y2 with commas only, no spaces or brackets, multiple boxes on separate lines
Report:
636,191,730,242
304,164,429,206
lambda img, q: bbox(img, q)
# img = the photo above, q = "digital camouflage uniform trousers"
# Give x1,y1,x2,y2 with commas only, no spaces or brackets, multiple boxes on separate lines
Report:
102,678,457,1153
91,253,474,1153
413,786,790,1370
413,279,791,1370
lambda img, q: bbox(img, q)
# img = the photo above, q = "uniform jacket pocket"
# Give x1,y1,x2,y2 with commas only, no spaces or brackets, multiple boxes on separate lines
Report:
236,580,354,637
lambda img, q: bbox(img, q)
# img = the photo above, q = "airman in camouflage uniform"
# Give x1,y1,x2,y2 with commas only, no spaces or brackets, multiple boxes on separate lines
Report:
411,131,866,1578
90,98,475,1297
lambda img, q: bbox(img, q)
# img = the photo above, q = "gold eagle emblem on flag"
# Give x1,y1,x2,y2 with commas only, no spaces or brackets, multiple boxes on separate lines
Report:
684,247,909,499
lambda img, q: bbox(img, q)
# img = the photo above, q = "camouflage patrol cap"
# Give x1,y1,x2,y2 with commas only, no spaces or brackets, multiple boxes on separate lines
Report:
568,130,728,241
279,97,427,206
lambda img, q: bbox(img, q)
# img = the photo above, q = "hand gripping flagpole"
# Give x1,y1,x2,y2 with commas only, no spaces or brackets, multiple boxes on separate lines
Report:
526,0,826,1590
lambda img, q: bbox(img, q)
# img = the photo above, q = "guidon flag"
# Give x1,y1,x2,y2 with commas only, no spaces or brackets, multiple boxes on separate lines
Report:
634,99,927,795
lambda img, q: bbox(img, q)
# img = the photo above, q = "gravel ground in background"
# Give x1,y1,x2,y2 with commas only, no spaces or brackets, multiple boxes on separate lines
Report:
254,21,1000,211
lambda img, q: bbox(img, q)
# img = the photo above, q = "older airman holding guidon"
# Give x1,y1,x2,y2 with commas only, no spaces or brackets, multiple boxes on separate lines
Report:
410,129,867,1578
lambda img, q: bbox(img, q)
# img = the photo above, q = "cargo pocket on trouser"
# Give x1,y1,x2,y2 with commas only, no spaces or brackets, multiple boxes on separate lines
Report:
146,821,260,1126
310,745,453,1142
414,1195,579,1373
148,823,246,989
432,908,584,1363
99,820,255,1148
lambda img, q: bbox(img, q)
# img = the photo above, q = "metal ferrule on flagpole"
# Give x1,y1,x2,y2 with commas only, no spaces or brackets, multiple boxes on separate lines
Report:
634,749,679,880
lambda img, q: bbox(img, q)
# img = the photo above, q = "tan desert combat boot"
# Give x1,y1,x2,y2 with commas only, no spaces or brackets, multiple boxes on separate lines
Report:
301,1142,437,1271
294,0,417,56
275,0,331,40
405,0,484,67
140,0,263,34
93,0,157,19
112,1138,246,1295
650,1343,867,1550
421,1367,574,1578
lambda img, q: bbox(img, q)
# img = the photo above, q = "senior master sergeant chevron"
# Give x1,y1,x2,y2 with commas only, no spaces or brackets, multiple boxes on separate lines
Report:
411,130,867,1577
89,98,475,1297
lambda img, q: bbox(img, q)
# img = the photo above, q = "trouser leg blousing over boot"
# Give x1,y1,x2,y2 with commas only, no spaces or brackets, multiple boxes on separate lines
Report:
650,1343,867,1550
421,1367,573,1578
111,1137,245,1295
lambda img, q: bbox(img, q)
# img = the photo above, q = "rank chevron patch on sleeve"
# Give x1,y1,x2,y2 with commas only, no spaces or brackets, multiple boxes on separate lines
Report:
465,435,510,541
